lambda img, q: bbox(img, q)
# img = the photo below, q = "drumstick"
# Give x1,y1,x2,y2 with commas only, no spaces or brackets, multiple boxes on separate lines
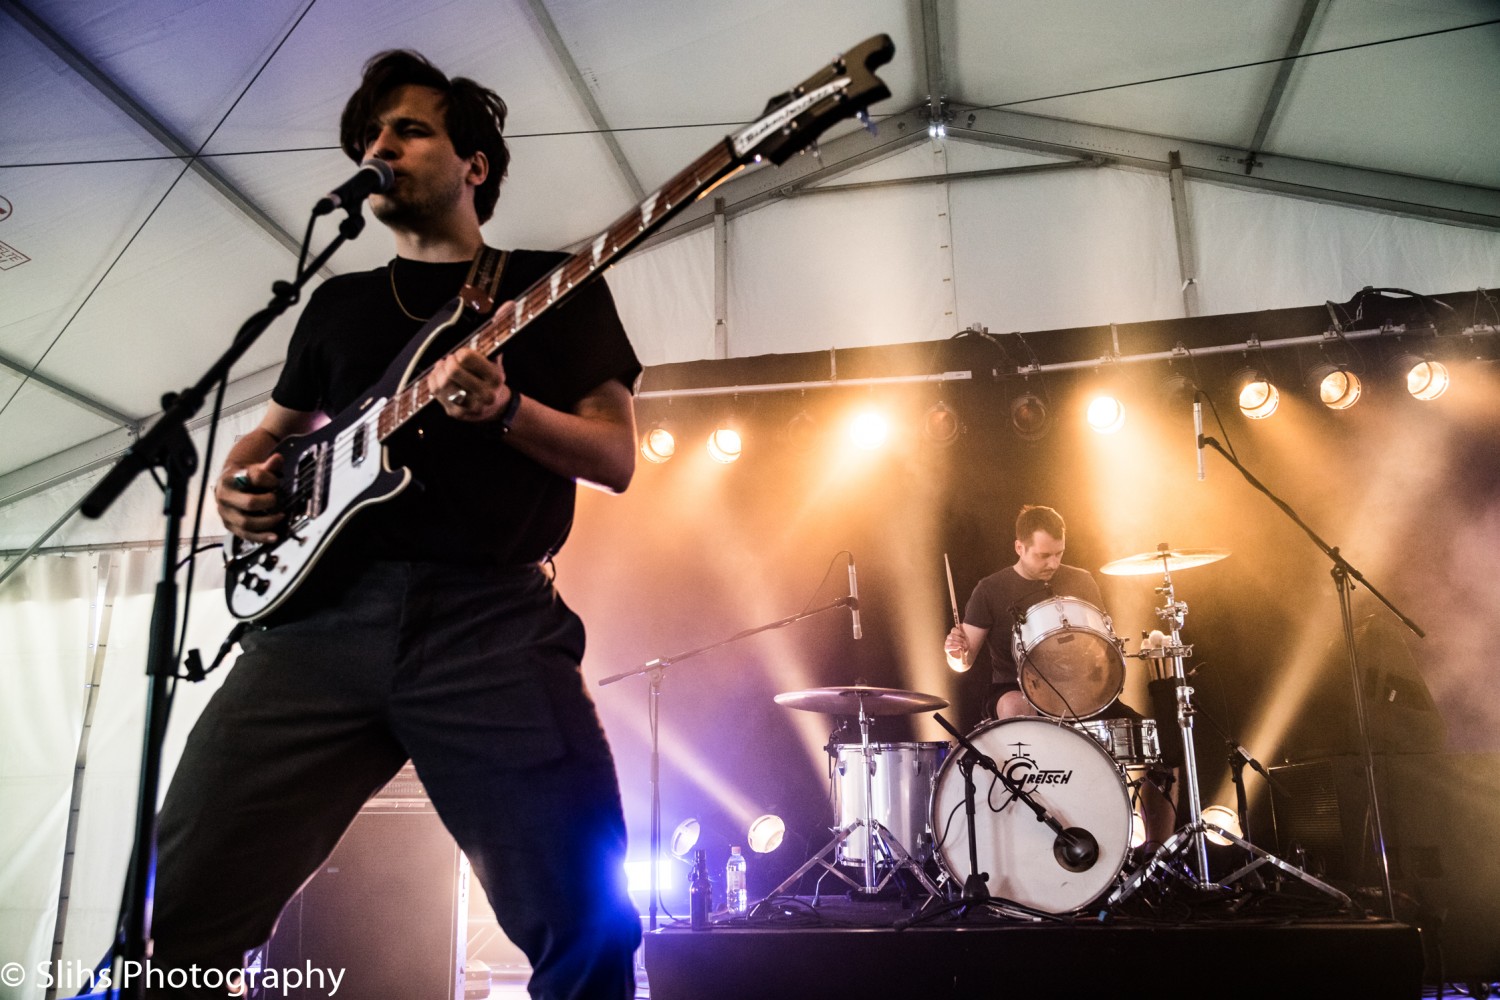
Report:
944,553,961,628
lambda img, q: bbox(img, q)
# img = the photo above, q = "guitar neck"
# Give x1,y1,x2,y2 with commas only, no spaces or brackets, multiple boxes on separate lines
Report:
375,141,740,442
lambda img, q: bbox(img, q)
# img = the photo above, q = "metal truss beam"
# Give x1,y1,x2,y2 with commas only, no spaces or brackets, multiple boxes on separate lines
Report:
0,351,135,428
522,0,646,201
1245,0,1325,174
3,0,314,260
947,104,1500,230
0,364,281,510
918,0,948,127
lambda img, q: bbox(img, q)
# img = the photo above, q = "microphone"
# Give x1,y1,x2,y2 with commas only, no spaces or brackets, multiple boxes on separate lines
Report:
1193,397,1205,482
847,555,862,640
314,159,395,216
1053,827,1099,872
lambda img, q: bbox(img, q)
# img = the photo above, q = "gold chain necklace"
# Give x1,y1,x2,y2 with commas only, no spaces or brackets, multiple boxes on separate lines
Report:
389,260,429,321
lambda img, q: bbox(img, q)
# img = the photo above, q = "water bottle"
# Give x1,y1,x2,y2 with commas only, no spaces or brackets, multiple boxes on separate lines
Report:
725,846,748,914
689,849,712,930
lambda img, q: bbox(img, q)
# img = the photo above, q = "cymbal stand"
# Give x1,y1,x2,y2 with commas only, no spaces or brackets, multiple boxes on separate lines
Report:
765,694,941,901
1143,561,1212,890
1110,554,1350,909
850,696,942,899
1107,565,1207,900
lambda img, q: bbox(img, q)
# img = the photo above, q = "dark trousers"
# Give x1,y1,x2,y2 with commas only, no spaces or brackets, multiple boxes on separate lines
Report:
151,561,640,999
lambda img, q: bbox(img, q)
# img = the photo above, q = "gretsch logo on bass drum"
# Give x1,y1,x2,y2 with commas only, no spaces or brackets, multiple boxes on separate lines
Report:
1002,744,1073,789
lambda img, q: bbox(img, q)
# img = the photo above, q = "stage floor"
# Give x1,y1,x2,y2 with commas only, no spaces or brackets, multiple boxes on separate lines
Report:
642,895,1425,1000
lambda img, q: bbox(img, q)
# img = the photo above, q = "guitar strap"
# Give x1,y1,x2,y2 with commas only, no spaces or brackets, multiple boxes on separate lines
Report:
457,245,509,316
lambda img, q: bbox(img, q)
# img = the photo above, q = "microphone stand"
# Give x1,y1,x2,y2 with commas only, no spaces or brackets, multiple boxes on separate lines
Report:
597,594,856,931
79,205,372,999
1198,433,1420,919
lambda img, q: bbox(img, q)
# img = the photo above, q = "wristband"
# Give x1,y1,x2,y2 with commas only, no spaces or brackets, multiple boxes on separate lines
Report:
495,390,522,435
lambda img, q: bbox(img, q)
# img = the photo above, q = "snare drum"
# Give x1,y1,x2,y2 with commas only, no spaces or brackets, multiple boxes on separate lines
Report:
833,741,948,865
930,718,1132,914
1011,596,1125,719
1073,717,1160,768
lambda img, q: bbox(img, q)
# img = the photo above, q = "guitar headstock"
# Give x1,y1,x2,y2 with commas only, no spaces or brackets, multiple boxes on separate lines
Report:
731,34,895,167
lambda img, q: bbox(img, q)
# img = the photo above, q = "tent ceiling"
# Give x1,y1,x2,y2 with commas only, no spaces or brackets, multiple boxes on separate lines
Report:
1,0,1497,501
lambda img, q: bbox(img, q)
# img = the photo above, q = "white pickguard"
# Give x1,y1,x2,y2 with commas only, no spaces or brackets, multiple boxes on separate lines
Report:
224,403,405,620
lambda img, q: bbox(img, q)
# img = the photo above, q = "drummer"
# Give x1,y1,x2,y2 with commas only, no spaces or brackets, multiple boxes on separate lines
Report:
942,505,1175,844
944,505,1112,719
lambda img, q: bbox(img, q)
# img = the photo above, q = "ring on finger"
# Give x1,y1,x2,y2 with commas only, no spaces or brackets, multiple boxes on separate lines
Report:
446,388,468,406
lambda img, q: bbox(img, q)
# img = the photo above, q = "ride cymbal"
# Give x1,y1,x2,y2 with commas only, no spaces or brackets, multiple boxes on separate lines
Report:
1099,547,1230,576
773,685,948,716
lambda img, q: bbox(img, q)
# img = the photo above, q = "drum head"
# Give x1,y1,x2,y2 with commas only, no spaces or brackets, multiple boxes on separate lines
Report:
1014,598,1125,719
930,718,1132,914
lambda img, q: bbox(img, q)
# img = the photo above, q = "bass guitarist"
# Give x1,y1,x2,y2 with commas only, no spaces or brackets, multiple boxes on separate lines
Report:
152,50,643,999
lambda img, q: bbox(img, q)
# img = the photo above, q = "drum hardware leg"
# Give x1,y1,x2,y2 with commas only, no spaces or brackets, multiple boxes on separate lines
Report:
851,821,943,903
763,818,866,901
1208,822,1352,907
857,699,879,893
872,821,943,897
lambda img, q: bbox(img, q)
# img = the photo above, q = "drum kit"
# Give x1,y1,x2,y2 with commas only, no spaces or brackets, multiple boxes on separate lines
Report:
769,544,1349,917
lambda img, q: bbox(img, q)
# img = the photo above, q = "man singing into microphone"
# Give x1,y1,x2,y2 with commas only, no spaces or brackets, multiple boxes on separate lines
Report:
149,51,642,999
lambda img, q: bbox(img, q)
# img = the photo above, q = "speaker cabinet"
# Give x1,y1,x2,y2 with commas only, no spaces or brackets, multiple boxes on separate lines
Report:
255,769,467,1000
1269,753,1500,982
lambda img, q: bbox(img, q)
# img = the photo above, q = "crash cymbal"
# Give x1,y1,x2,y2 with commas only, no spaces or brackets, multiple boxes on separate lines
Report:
1099,547,1231,576
774,685,948,716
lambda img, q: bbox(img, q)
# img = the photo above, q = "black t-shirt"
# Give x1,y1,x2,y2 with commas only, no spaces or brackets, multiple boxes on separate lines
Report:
272,250,641,565
962,563,1104,685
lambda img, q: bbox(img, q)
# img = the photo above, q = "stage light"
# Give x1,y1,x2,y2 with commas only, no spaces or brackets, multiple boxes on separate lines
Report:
640,423,676,464
1230,367,1279,420
848,409,889,451
707,426,743,463
784,410,819,450
1391,352,1450,401
922,402,960,446
1010,392,1050,441
747,814,786,854
1086,394,1125,434
625,860,671,893
1307,361,1362,410
1202,804,1243,846
668,818,701,859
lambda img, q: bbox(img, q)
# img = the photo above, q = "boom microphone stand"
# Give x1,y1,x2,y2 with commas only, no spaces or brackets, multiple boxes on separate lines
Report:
1197,432,1422,920
79,201,375,998
597,578,859,930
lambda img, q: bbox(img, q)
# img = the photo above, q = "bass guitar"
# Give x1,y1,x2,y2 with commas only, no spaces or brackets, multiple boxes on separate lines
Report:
224,34,895,620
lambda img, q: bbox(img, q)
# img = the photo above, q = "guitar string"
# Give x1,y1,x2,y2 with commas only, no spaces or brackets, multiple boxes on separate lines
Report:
255,156,733,517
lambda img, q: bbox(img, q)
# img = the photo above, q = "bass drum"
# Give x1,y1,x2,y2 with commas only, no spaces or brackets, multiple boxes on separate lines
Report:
930,718,1132,914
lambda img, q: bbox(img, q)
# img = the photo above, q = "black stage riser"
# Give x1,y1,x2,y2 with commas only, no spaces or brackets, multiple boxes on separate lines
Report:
645,921,1423,1000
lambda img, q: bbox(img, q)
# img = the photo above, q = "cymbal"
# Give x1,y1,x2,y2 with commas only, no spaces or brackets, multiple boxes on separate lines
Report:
774,685,948,716
1099,547,1231,577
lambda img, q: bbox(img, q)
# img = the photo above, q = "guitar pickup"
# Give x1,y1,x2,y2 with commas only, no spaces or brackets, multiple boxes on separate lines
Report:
350,420,368,467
